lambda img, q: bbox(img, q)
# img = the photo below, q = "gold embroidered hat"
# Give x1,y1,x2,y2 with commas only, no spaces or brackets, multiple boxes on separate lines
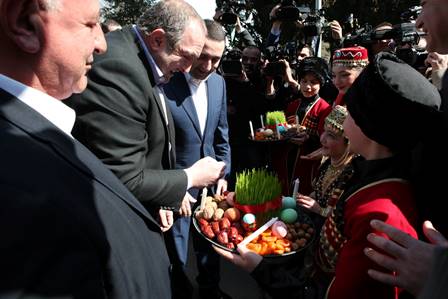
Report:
324,105,347,135
332,46,369,68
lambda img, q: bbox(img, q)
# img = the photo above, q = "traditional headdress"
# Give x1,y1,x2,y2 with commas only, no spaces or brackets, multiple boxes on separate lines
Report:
324,105,347,136
332,46,369,68
297,57,330,85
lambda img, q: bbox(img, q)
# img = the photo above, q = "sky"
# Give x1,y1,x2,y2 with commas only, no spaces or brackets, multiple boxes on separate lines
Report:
100,0,217,19
185,0,217,19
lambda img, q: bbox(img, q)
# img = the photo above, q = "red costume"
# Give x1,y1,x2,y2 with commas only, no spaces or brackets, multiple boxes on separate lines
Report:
323,179,418,299
283,96,330,195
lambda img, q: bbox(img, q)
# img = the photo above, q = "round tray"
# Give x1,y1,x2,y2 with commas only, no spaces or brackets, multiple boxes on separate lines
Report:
192,205,315,259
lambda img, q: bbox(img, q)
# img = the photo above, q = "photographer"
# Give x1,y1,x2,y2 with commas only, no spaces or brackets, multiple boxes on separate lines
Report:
221,47,269,189
214,1,257,49
266,2,343,60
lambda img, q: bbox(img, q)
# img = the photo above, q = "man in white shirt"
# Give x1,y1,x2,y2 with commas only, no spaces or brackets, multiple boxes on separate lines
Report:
164,19,231,299
0,0,175,298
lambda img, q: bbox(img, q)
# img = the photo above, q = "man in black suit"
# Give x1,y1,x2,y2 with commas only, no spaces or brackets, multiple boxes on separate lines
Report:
0,0,173,298
67,0,226,230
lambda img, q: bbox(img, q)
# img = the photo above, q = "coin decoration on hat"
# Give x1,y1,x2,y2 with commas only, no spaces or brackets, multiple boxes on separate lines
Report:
332,46,369,68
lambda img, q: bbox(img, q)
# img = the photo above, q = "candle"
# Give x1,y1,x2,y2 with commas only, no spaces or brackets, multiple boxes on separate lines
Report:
292,178,300,199
249,121,255,140
239,217,278,247
260,115,265,129
200,187,207,211
275,121,281,139
295,115,299,126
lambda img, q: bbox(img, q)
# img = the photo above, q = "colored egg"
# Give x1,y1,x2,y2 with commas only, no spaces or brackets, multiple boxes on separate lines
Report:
242,213,257,231
271,221,288,238
242,213,256,224
224,207,241,222
282,196,296,209
278,125,287,133
280,208,298,224
263,129,274,137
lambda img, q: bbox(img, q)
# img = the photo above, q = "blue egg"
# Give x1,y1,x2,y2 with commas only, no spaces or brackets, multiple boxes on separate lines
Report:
278,125,287,133
282,196,297,209
280,208,298,224
242,213,256,224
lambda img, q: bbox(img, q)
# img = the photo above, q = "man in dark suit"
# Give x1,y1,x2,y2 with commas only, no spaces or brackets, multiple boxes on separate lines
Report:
163,20,231,299
67,0,226,230
0,0,172,297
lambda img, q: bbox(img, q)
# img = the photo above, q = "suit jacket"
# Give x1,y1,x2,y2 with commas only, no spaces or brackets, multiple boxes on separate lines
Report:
66,26,186,210
164,72,231,190
0,89,171,298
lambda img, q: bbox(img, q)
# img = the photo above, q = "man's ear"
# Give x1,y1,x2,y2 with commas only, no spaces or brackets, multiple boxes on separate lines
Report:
0,0,43,53
146,28,167,53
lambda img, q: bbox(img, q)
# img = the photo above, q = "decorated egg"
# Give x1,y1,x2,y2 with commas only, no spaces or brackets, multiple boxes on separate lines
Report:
280,208,298,224
271,221,288,238
225,192,235,206
242,213,257,231
224,207,241,222
282,196,296,209
278,125,287,134
263,129,274,137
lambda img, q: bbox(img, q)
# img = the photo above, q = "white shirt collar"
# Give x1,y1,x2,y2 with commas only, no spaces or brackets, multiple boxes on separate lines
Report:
0,74,76,137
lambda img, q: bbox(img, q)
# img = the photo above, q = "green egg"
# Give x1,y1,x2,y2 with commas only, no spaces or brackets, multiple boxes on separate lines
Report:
280,208,298,224
282,196,297,209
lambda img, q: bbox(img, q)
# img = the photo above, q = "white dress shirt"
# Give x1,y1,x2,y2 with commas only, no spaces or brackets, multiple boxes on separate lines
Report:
185,73,208,136
0,74,76,137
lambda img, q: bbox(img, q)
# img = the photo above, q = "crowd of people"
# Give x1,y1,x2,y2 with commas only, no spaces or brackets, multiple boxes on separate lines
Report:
1,0,448,299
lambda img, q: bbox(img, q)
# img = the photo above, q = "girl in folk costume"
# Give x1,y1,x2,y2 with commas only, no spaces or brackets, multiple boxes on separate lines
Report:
332,46,369,107
300,47,369,163
296,105,356,231
324,52,441,299
284,57,331,195
215,53,442,299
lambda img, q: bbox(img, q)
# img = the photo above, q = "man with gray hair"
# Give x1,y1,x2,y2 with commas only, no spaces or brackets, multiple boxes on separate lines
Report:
68,1,226,232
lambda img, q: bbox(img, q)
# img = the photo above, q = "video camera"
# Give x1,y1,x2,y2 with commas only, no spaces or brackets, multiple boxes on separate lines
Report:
344,20,427,69
400,5,422,22
220,49,244,76
263,42,299,77
273,1,329,38
218,0,247,25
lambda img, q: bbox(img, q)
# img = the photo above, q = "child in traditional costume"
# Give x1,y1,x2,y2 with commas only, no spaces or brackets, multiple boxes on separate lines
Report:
332,46,369,107
297,105,355,230
284,57,332,194
215,52,442,299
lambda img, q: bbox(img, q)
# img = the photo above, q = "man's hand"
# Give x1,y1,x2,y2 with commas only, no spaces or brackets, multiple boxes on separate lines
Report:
216,179,228,196
425,52,448,71
364,220,448,296
186,157,226,188
329,20,343,40
214,243,263,272
179,193,197,217
159,209,174,232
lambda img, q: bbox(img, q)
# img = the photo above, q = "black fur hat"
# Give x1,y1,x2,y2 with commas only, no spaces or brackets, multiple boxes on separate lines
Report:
345,52,442,152
296,57,330,85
